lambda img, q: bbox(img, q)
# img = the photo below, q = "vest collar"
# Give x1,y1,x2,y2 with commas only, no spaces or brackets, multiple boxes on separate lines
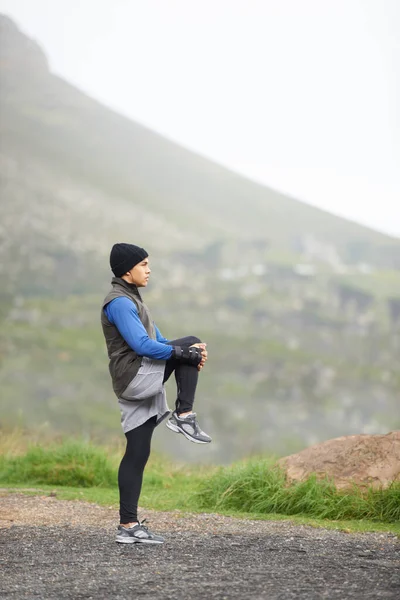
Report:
111,277,142,300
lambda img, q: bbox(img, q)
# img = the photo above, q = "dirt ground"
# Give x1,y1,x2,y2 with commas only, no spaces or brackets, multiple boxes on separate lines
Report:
1,492,399,599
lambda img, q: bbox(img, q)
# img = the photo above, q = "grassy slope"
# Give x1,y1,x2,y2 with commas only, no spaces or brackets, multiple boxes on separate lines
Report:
2,291,399,462
1,18,400,466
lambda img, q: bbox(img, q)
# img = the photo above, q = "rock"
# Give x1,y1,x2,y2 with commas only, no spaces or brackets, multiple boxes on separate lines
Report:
278,431,400,490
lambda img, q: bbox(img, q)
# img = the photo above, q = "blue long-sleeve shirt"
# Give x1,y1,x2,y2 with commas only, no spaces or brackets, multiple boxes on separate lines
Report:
104,297,173,360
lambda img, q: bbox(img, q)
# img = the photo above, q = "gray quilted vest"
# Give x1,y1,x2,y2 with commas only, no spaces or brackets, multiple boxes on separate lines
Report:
101,277,156,398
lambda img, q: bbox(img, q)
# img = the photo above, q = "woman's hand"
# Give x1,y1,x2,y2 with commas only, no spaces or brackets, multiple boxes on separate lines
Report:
190,343,207,371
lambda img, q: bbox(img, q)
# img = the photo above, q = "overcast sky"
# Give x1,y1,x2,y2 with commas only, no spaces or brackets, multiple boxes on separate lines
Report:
1,0,399,237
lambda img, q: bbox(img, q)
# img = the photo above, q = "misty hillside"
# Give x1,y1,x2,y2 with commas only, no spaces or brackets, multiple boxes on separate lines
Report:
0,15,399,461
1,15,399,298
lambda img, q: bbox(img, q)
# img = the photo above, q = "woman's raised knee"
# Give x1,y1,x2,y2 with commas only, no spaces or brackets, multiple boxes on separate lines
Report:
186,335,201,345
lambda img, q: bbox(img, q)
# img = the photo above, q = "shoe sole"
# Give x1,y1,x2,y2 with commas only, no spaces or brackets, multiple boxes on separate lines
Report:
166,419,211,444
116,537,164,544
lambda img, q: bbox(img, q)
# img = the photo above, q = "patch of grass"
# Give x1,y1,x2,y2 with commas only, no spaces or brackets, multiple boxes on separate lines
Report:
0,435,211,510
197,458,400,523
0,439,118,488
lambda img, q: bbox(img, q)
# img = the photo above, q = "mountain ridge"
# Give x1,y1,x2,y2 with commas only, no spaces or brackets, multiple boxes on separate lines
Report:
1,15,399,459
1,12,399,294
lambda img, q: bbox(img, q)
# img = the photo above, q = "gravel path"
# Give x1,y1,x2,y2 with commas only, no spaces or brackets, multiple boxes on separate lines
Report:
1,492,399,599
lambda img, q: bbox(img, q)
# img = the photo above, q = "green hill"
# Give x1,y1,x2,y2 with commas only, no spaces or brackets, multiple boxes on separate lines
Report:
0,15,399,461
1,15,399,295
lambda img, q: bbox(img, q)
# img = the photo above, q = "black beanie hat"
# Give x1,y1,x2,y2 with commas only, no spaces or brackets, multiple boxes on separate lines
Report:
110,243,148,277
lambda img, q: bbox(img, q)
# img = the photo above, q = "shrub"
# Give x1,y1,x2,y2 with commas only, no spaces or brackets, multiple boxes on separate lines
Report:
0,440,117,487
198,458,400,523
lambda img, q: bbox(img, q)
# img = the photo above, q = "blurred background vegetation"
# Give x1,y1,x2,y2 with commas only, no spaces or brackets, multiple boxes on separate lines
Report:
1,15,399,463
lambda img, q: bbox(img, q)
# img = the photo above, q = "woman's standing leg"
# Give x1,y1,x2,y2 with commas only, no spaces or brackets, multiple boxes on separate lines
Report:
116,416,164,544
118,416,156,524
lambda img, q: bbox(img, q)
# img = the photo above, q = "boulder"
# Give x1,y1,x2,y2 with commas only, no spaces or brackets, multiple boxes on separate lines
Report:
278,431,400,490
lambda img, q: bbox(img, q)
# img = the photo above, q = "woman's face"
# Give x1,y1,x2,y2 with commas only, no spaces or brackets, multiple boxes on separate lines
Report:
126,258,151,287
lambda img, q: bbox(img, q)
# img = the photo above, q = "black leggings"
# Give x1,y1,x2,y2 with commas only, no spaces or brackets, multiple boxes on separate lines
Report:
118,416,157,523
118,335,201,523
164,335,201,414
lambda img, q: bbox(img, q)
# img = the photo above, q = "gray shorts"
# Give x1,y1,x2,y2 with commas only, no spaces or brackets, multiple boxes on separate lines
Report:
118,357,171,433
120,357,165,401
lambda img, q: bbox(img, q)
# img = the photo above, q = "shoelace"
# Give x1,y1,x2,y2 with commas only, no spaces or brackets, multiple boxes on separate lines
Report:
184,413,203,430
176,412,205,436
139,518,149,531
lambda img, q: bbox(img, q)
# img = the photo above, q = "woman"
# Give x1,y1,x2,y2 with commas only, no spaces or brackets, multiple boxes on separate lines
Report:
101,242,210,544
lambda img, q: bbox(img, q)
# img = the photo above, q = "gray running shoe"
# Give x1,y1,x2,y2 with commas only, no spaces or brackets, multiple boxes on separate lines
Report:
116,519,164,544
166,411,212,444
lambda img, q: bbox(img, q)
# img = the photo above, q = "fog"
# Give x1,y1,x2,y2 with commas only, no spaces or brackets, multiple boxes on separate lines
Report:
1,0,399,236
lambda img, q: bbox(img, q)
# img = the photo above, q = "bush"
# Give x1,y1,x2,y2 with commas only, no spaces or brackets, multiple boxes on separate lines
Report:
198,458,400,523
0,440,117,487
